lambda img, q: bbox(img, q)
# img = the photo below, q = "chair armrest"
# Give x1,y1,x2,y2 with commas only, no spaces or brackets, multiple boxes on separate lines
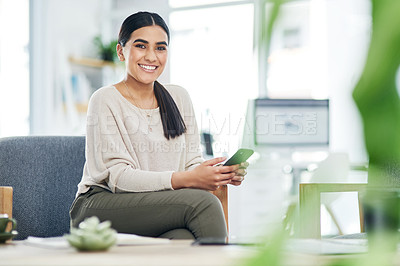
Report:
210,185,228,231
299,183,367,239
0,186,13,217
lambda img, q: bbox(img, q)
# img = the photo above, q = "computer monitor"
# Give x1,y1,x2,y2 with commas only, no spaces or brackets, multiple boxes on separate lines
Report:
255,98,329,146
242,98,329,148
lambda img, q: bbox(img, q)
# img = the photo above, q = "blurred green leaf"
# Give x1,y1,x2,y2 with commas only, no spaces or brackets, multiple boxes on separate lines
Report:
93,35,118,62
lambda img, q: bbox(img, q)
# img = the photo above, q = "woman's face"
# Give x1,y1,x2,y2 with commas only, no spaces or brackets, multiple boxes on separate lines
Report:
118,25,168,85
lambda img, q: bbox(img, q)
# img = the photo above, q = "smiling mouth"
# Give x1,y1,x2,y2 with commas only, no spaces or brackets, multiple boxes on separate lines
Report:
139,64,157,71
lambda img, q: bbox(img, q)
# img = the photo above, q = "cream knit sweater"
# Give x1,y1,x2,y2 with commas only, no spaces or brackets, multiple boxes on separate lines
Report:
76,84,204,196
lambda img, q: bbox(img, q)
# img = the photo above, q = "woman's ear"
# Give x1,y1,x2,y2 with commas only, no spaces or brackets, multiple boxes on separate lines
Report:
116,43,125,61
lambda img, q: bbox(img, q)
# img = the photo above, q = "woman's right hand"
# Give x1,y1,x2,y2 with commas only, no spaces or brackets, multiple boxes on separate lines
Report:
171,157,239,191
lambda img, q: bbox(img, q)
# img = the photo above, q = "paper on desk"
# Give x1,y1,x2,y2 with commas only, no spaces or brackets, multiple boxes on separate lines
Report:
24,233,170,249
116,233,170,246
285,239,368,255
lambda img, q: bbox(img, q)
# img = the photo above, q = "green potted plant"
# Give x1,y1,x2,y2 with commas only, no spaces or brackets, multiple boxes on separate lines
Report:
93,35,118,62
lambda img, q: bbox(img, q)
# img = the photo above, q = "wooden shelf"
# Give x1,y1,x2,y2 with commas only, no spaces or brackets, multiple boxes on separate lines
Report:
63,103,89,114
75,103,89,113
68,56,116,68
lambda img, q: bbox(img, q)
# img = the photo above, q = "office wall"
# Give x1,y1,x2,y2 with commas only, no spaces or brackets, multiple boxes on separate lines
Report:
326,0,371,163
30,0,102,135
0,0,30,137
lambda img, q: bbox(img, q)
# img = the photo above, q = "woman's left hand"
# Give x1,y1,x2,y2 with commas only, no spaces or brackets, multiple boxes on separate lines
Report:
228,162,249,186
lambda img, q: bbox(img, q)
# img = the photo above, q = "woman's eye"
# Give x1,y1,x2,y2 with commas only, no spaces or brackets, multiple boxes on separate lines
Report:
135,44,146,49
157,46,167,51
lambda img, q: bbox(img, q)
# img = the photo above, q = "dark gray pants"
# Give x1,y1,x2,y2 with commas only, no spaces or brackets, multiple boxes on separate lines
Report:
69,186,227,240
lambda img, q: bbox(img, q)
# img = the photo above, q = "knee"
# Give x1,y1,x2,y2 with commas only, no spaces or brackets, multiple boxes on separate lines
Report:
181,189,227,238
198,190,222,208
181,189,223,212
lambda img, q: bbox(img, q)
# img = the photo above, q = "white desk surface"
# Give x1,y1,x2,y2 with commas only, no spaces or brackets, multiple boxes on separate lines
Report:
1,240,249,266
0,239,380,266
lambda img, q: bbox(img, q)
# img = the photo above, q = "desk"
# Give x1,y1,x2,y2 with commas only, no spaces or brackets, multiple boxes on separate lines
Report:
0,239,382,266
1,240,247,266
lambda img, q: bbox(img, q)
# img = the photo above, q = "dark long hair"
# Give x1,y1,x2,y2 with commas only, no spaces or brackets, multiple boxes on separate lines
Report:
118,12,186,139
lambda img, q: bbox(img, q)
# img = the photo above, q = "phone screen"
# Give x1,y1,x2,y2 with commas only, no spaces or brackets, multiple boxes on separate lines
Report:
223,148,254,166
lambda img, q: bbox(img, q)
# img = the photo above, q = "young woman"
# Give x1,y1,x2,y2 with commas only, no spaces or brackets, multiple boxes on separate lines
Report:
70,11,248,239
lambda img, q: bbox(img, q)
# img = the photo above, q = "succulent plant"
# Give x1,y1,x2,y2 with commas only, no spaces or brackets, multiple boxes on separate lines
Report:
65,216,117,252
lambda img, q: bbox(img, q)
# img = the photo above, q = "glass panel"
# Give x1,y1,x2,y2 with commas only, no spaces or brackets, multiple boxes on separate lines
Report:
0,0,30,136
169,4,255,155
266,1,328,99
169,0,244,8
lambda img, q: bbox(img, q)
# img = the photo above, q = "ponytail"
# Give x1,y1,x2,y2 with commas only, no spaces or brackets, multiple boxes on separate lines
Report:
154,81,186,139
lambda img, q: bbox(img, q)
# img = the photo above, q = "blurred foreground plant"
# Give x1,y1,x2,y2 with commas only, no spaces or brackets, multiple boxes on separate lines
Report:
65,216,117,252
352,0,400,263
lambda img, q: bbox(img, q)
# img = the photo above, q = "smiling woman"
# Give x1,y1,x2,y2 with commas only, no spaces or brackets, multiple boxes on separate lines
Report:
69,11,249,240
115,14,185,139
118,26,169,91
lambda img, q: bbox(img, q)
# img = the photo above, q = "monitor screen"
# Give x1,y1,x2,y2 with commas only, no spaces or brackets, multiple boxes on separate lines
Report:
254,99,329,146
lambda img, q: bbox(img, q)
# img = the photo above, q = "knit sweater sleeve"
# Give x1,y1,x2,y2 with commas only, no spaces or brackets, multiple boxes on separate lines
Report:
84,88,173,193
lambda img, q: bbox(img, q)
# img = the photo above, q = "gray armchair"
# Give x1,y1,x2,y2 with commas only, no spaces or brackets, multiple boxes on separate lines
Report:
0,136,85,240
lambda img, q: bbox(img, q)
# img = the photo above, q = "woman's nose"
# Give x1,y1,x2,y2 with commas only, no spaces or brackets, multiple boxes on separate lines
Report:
144,49,157,62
